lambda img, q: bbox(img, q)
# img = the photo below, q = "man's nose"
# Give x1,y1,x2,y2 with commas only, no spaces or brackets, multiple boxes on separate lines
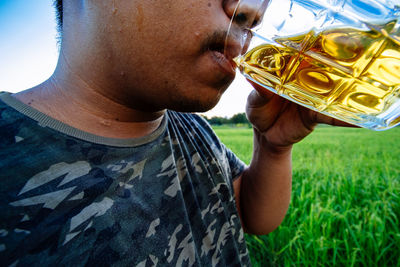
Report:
223,0,239,19
223,0,268,29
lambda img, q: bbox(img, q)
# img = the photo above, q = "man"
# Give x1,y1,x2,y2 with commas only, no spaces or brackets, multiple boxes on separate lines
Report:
0,0,346,266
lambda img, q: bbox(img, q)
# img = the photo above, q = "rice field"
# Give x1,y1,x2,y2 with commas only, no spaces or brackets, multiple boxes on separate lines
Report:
213,125,400,266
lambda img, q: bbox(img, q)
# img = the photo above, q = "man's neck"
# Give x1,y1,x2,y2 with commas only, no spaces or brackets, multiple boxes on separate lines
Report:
14,75,165,139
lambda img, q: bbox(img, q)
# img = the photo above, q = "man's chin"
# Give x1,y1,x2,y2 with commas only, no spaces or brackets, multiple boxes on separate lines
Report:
168,95,222,113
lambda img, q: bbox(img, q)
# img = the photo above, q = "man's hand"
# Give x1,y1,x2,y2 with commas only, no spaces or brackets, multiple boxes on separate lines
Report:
246,82,354,149
235,81,354,235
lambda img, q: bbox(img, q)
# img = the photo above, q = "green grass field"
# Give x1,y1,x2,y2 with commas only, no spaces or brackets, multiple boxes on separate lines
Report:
213,125,400,266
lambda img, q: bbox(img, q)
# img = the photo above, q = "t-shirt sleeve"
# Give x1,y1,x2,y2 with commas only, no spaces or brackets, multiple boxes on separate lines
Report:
222,143,247,181
190,113,247,181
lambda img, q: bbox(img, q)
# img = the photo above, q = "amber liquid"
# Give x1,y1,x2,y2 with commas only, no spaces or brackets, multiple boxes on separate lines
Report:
236,22,400,129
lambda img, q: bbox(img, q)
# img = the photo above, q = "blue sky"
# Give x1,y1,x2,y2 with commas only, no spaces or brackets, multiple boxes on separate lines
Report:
0,0,251,117
0,0,58,93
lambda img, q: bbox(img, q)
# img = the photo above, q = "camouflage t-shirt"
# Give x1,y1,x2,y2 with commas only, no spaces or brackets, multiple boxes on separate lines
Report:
0,92,250,266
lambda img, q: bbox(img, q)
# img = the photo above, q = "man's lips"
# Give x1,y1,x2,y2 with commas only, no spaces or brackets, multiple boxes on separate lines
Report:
208,49,236,77
202,31,242,60
209,40,244,70
200,30,246,78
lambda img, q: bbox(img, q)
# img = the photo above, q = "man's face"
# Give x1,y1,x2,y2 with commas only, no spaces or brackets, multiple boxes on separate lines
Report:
91,0,239,112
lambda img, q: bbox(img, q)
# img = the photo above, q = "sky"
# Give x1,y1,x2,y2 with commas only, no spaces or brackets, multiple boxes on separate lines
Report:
0,0,253,118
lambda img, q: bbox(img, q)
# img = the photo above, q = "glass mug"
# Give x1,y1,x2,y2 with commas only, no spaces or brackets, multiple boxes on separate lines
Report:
225,0,400,130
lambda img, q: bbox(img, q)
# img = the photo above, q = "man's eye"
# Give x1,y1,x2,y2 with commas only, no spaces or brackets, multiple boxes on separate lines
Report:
235,12,248,25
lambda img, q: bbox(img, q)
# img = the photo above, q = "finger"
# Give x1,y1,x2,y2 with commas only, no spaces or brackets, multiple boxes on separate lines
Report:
247,90,269,108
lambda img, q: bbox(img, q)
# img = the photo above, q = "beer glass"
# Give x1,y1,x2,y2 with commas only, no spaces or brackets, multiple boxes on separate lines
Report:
225,0,400,130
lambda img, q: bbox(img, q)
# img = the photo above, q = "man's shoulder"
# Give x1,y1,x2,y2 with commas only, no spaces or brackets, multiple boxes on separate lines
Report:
0,92,18,119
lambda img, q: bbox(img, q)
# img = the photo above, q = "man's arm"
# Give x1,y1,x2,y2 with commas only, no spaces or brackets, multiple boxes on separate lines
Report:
233,134,292,235
233,85,352,235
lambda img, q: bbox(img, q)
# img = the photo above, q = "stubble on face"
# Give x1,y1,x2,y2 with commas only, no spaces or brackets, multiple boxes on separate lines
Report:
98,0,236,113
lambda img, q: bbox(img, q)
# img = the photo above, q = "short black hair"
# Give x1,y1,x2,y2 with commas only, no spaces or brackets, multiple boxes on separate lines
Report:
54,0,63,34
